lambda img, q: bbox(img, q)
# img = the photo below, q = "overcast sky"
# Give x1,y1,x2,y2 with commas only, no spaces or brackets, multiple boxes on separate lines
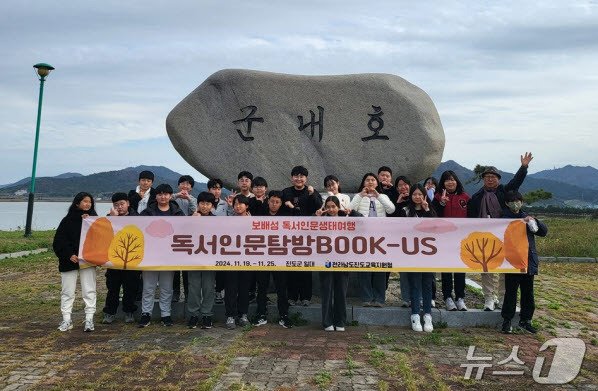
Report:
1,1,597,185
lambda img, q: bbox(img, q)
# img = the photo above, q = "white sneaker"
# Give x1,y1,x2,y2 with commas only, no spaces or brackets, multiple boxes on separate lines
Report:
302,299,311,306
324,325,334,331
484,298,495,311
238,314,249,326
226,316,236,330
495,299,502,309
423,314,433,332
335,326,345,332
445,297,457,311
411,314,422,332
456,298,468,311
83,319,95,332
58,320,73,332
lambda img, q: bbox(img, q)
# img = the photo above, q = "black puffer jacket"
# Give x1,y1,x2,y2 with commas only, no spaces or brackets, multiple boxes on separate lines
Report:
53,209,98,272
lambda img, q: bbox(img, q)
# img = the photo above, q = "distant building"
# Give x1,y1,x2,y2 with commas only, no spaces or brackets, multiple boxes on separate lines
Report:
14,189,27,196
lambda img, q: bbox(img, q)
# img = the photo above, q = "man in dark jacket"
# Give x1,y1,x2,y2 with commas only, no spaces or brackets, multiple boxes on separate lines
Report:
101,192,140,324
282,166,323,306
500,191,547,334
138,184,185,328
467,152,533,311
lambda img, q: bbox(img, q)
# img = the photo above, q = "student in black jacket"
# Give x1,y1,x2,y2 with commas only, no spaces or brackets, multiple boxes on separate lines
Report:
501,191,548,334
53,192,98,332
282,166,323,306
101,192,140,325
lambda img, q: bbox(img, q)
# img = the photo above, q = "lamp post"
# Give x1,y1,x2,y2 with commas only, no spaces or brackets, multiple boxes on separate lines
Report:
24,63,54,237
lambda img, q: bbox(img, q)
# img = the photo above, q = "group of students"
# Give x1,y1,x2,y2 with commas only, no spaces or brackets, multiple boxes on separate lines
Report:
53,152,546,336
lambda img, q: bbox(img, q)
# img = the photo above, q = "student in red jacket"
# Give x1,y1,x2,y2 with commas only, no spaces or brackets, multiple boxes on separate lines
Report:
433,170,470,311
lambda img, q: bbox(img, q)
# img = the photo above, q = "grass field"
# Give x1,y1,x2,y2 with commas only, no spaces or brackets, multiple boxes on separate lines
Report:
0,251,596,389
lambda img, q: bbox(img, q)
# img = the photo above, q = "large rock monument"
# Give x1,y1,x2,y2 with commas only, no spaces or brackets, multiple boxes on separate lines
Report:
166,69,444,191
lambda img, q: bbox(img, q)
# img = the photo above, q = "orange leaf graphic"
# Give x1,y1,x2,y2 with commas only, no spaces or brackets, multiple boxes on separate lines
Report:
82,217,114,265
504,220,529,272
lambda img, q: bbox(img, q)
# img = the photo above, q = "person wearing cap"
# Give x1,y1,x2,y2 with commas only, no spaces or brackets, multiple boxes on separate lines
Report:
138,184,185,328
467,152,534,311
128,170,157,213
282,165,323,306
101,193,140,325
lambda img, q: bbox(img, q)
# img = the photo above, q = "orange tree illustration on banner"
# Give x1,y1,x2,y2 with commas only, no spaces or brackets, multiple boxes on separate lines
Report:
460,232,505,272
108,225,144,269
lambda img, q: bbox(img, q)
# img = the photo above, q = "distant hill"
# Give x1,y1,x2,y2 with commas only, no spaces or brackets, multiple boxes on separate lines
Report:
1,162,596,206
0,172,83,189
529,165,598,191
432,161,598,205
0,166,208,200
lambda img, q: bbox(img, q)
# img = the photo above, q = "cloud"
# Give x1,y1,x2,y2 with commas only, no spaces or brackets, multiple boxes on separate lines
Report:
1,1,597,185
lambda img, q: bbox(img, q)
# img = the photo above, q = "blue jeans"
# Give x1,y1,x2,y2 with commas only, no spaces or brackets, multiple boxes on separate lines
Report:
399,272,411,302
408,272,434,315
359,272,386,304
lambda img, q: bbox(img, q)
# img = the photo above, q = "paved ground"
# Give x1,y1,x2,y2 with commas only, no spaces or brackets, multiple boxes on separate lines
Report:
1,255,597,390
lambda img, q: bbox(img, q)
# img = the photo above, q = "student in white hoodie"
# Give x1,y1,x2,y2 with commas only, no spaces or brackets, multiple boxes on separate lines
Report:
323,175,351,212
350,173,395,307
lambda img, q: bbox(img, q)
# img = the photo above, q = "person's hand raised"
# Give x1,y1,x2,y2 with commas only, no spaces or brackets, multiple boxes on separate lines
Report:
521,152,533,167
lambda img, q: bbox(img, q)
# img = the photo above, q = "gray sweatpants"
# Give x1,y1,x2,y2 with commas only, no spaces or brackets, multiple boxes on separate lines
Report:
141,271,174,317
187,271,216,317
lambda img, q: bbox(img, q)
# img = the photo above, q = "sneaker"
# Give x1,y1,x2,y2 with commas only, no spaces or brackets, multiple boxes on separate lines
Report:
188,316,199,329
495,299,502,309
411,314,422,332
254,315,268,327
362,301,372,307
335,326,345,332
58,320,73,332
238,314,249,326
226,316,236,330
445,297,457,311
423,314,433,332
456,298,468,311
138,312,151,328
279,316,293,329
124,312,135,323
161,316,173,327
324,325,334,331
288,300,296,306
201,316,213,329
302,299,311,306
102,313,116,324
215,291,224,304
502,319,513,334
518,321,537,334
172,292,180,303
83,319,95,332
484,298,495,311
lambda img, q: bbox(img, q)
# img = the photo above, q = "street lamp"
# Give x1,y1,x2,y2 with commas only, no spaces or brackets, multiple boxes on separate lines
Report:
24,63,54,237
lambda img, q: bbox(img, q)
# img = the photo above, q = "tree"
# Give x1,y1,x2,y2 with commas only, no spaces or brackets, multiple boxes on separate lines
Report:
523,189,552,205
108,225,145,270
465,164,488,185
460,232,505,272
